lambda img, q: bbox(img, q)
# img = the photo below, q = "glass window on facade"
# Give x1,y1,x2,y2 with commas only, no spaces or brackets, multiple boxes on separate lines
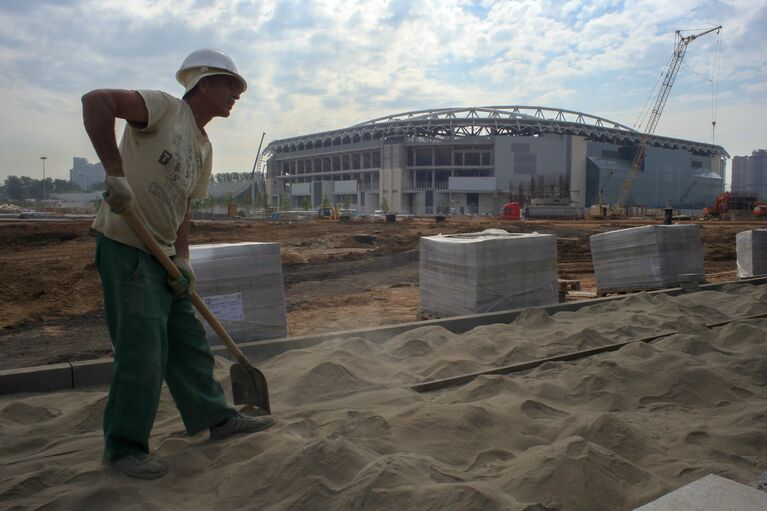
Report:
511,143,531,153
363,152,371,168
352,153,361,170
372,151,381,168
313,159,321,172
415,147,433,166
435,147,451,166
407,147,415,167
481,152,492,166
435,171,450,189
342,154,350,170
465,152,481,166
515,153,537,175
332,156,340,171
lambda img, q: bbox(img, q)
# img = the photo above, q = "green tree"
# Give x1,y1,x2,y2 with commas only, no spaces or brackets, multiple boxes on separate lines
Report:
412,194,418,215
380,197,389,214
342,195,351,211
52,179,82,193
322,194,330,208
301,197,311,212
191,198,205,219
4,176,24,200
281,194,291,211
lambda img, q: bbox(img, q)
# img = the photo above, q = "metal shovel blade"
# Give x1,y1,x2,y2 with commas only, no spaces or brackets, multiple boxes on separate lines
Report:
231,363,271,414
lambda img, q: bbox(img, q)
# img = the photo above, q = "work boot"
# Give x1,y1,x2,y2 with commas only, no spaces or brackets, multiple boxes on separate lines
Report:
210,412,275,440
111,452,169,480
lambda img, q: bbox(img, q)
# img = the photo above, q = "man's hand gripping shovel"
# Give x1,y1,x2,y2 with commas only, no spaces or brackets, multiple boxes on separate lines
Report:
122,209,271,414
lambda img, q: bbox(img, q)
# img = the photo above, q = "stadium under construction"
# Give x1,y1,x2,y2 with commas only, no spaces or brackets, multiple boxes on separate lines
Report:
263,106,729,216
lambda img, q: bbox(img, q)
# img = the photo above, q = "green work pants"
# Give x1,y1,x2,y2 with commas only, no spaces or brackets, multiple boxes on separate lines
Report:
96,234,234,462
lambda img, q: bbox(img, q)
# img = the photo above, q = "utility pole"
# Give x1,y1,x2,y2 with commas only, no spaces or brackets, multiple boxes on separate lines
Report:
39,156,47,202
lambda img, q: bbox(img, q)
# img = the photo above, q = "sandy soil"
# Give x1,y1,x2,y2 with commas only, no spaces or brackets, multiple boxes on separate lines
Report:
1,285,766,509
0,216,760,369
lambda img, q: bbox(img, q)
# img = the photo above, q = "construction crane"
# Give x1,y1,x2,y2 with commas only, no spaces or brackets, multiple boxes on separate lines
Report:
249,132,266,213
611,25,721,216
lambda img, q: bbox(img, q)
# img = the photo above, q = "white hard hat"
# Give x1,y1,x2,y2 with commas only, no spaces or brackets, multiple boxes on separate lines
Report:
176,48,247,93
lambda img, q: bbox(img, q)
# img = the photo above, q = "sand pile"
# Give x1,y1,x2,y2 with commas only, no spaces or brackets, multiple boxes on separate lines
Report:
2,284,767,510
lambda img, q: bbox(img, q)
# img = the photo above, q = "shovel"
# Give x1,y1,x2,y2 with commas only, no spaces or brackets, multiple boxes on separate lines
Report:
122,209,271,414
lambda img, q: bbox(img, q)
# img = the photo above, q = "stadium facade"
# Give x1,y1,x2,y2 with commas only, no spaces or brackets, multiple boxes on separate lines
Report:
263,106,728,215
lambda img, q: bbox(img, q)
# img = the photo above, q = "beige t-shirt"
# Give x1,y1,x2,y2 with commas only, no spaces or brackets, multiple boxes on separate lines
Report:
92,90,212,256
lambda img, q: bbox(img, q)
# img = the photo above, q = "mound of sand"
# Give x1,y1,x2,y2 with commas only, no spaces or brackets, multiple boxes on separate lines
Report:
2,285,767,510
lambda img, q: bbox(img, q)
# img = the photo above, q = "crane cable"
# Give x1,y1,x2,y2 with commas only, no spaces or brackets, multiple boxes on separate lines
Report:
679,28,722,144
712,29,721,145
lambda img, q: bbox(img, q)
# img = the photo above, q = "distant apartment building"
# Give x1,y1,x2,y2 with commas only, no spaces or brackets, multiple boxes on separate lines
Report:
731,149,767,199
69,157,104,190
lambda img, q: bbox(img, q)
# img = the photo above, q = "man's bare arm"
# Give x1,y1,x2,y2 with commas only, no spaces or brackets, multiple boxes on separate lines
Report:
81,89,149,177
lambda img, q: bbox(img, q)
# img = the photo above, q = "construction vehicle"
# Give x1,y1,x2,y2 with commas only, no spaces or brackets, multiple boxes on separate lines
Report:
611,26,721,216
703,192,757,218
525,198,585,219
317,205,339,220
703,192,729,218
501,202,521,220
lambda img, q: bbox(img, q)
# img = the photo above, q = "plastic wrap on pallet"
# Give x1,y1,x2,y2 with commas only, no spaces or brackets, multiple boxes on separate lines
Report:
419,229,558,318
590,224,704,293
190,242,288,345
736,229,767,278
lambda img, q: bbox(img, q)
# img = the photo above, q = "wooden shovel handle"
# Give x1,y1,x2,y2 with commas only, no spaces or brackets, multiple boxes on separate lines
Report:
122,210,252,367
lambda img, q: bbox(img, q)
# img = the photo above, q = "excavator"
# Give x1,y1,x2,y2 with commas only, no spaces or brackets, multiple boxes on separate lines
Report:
703,192,731,218
610,26,721,216
703,192,758,219
317,205,340,221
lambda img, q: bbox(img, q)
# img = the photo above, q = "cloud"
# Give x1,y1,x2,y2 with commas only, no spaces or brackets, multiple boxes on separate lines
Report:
0,0,766,181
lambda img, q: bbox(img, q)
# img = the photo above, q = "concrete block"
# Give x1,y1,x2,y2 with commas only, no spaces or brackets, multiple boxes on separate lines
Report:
420,229,558,318
0,363,72,394
736,229,767,278
71,358,113,388
191,242,289,346
590,224,704,293
634,474,767,510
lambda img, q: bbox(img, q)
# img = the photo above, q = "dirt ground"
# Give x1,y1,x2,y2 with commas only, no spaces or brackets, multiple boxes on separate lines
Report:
0,215,760,370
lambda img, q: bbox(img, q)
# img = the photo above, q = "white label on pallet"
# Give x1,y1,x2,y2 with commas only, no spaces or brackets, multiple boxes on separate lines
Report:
202,292,244,321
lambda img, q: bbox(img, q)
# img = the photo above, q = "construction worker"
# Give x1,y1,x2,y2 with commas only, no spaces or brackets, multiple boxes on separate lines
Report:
82,48,274,480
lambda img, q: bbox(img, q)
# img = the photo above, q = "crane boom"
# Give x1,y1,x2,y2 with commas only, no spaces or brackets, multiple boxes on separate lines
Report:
612,26,721,213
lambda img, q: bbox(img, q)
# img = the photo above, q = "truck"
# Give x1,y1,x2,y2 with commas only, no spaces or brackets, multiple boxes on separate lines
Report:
501,202,521,220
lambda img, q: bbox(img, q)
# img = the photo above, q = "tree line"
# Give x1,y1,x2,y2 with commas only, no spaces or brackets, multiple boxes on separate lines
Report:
1,176,85,200
2,172,264,202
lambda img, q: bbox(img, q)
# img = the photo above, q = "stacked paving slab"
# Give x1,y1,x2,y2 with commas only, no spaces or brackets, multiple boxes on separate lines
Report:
736,229,767,278
419,229,558,318
190,242,288,346
590,224,705,293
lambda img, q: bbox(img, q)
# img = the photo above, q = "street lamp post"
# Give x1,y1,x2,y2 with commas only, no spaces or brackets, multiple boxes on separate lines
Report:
40,156,47,202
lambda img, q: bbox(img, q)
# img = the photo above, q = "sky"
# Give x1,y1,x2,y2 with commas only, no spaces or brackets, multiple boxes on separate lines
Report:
0,0,765,185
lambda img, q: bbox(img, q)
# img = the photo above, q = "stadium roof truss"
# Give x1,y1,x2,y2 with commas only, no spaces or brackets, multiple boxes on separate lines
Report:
266,106,728,158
